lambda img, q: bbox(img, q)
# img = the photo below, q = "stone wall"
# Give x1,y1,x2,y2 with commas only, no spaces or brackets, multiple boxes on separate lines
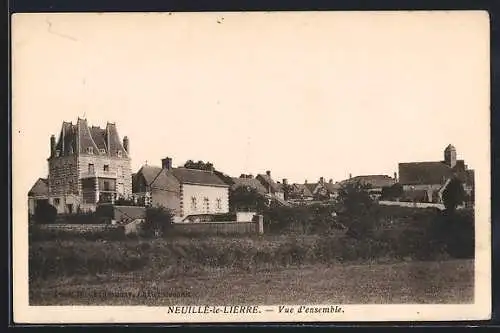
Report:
379,200,446,210
169,220,263,236
78,154,132,198
48,155,79,196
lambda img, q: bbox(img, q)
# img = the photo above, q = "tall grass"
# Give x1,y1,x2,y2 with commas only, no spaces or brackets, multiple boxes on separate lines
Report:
29,205,474,281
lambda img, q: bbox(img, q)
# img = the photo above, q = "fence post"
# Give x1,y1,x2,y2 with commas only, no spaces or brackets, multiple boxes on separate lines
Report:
257,215,264,235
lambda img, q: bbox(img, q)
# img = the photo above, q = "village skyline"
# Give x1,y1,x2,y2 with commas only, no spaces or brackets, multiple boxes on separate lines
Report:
28,116,477,188
13,12,488,195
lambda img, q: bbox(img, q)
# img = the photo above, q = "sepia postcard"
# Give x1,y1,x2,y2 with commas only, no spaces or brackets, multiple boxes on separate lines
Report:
11,11,491,324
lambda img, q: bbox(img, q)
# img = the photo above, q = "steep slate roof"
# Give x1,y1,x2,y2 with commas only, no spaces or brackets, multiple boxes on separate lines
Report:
398,161,471,186
89,126,107,151
53,119,129,158
171,168,229,187
231,177,268,194
340,175,396,188
28,178,48,197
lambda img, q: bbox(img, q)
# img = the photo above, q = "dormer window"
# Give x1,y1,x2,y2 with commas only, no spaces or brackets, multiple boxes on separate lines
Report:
87,147,93,154
117,150,122,157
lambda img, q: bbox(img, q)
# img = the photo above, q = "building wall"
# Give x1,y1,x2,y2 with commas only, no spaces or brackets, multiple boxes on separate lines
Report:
181,184,229,217
78,154,132,198
47,155,79,213
46,153,132,213
151,178,181,216
48,155,79,196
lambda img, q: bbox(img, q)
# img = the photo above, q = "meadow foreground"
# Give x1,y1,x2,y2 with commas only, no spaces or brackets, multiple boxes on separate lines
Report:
30,259,473,305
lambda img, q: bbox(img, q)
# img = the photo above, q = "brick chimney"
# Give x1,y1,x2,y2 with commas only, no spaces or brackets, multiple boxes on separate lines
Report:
349,173,352,179
266,170,271,177
282,178,288,185
320,177,324,183
161,157,172,170
393,172,397,182
329,179,333,184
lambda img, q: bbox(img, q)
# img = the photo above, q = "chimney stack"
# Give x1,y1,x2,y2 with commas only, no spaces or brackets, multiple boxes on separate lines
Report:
282,178,288,185
329,179,333,184
266,170,271,177
50,135,56,157
161,157,172,170
123,136,129,153
393,172,397,182
320,177,324,183
349,173,352,179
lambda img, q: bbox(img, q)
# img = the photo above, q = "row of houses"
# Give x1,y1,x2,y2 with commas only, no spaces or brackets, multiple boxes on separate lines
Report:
28,119,475,223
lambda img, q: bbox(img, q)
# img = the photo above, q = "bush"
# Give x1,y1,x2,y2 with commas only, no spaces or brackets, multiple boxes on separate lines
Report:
143,206,174,237
34,201,57,224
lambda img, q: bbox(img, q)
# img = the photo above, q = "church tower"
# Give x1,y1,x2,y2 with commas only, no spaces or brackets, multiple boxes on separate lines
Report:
444,144,457,168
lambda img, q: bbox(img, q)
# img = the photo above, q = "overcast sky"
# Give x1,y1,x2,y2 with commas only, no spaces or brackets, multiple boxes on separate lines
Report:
13,11,489,192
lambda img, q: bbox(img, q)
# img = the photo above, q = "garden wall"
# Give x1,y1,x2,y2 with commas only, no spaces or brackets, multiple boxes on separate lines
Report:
170,218,263,236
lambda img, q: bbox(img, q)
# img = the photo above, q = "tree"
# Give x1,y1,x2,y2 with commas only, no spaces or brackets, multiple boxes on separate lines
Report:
143,205,174,237
229,186,268,212
336,181,376,238
34,201,57,224
184,160,213,171
442,177,466,213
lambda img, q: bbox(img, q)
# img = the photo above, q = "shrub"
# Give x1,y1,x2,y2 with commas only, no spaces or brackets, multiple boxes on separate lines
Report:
34,201,57,224
143,205,174,237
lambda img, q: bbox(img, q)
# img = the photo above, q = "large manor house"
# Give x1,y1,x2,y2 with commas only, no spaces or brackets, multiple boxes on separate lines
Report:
28,119,475,222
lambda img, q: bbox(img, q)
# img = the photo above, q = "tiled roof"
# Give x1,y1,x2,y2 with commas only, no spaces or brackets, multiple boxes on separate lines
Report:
398,161,471,186
137,165,163,185
171,168,229,187
256,174,282,193
231,177,268,194
341,175,396,189
324,182,341,193
304,183,318,193
28,178,48,197
293,183,314,197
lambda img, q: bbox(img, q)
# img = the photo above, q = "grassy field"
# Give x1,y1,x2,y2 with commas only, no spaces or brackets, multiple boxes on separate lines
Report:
30,259,474,305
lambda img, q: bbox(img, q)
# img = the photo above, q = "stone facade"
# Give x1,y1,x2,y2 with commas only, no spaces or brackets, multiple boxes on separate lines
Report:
46,118,132,214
